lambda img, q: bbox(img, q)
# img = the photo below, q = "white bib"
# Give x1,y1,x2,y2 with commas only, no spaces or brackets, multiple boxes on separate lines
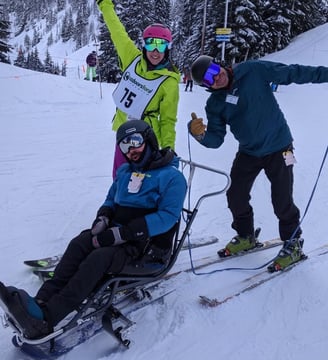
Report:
112,56,168,119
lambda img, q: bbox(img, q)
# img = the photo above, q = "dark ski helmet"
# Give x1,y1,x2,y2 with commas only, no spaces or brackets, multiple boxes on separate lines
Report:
116,120,159,153
191,55,214,86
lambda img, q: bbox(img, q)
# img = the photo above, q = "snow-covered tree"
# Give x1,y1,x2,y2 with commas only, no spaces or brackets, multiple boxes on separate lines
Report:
0,5,12,64
14,46,26,68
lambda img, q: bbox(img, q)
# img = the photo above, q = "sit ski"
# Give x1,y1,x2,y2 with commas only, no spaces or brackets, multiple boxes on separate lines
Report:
0,159,231,358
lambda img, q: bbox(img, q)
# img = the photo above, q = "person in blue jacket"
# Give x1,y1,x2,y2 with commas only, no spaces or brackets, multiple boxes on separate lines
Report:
0,121,187,339
189,56,328,271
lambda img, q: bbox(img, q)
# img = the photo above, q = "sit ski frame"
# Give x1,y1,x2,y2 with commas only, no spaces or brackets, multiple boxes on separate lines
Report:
1,159,230,355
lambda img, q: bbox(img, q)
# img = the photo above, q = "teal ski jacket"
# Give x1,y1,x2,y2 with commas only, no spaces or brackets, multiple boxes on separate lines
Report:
201,60,328,156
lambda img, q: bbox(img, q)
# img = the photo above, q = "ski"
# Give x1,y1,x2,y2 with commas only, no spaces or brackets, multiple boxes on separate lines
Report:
31,237,282,282
199,243,328,308
32,269,54,281
23,255,62,269
199,259,306,307
169,237,282,278
3,283,176,359
182,235,218,250
24,236,220,270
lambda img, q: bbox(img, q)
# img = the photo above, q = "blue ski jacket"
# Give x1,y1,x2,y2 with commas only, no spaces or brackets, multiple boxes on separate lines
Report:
102,156,187,237
201,60,328,156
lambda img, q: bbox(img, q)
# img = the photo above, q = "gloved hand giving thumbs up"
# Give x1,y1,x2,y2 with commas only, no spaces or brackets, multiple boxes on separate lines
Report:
188,112,206,141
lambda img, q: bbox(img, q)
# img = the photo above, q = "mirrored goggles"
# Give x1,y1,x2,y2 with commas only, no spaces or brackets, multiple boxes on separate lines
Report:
202,62,221,88
144,38,169,53
119,133,145,154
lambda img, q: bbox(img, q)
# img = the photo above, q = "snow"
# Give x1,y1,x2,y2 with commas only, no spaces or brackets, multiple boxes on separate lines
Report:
1,23,328,360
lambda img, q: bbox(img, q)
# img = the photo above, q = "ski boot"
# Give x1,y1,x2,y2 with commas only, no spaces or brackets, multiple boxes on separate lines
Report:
218,228,261,258
267,237,307,272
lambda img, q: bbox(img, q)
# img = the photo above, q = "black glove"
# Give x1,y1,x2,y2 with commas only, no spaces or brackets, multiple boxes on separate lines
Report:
121,217,149,242
92,227,125,248
91,216,109,235
96,205,114,219
91,206,114,235
92,217,149,248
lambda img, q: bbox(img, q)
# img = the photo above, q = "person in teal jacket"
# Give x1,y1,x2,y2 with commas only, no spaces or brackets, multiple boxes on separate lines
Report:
189,56,328,271
96,0,180,178
0,121,187,339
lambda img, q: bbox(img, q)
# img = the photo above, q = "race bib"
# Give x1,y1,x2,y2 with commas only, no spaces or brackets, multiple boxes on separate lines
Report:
112,56,167,119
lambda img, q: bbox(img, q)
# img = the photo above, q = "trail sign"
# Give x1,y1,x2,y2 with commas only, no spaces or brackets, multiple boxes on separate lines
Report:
216,28,232,35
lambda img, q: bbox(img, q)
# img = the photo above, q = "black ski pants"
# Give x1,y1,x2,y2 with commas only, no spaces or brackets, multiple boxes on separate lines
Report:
226,147,301,241
35,230,139,326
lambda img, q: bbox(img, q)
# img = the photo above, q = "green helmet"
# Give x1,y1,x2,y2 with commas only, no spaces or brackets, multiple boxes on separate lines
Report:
191,55,213,85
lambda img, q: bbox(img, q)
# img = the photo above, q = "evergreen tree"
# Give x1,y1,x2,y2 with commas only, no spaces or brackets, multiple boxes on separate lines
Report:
57,0,66,12
227,0,264,63
47,32,54,47
14,46,26,68
4,0,328,75
170,0,188,69
32,28,41,47
97,14,121,83
27,47,44,72
44,48,54,74
0,4,12,64
61,59,67,76
184,1,207,63
153,0,171,25
74,0,89,49
46,9,57,32
288,0,327,37
24,34,32,51
61,9,74,42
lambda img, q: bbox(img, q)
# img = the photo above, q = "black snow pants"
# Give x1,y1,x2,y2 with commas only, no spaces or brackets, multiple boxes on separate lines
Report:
226,146,302,241
35,230,141,326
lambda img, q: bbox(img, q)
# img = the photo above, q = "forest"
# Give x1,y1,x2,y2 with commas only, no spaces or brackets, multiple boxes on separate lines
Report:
1,0,327,81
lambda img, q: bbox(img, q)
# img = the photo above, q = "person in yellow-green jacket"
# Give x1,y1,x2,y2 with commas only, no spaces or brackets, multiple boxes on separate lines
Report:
96,0,180,178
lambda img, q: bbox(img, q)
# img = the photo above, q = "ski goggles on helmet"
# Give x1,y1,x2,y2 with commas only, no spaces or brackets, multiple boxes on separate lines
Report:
119,133,145,154
144,38,170,53
202,62,221,88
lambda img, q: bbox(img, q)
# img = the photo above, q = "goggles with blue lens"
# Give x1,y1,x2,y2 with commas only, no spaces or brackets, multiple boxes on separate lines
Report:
144,38,170,53
202,62,221,88
119,133,145,154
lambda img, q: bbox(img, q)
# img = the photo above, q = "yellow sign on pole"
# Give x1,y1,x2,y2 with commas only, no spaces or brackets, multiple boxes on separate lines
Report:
216,28,232,35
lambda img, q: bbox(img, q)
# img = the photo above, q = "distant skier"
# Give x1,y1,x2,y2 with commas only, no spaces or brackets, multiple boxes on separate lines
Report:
85,51,97,81
184,66,193,92
189,56,328,271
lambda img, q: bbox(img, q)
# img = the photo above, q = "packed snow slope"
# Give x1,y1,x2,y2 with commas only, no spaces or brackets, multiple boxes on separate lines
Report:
0,23,328,360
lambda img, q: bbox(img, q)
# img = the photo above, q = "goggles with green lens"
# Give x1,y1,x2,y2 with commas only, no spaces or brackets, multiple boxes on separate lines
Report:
144,38,170,53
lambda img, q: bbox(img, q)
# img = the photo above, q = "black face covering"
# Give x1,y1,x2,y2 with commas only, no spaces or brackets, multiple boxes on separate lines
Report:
130,144,153,171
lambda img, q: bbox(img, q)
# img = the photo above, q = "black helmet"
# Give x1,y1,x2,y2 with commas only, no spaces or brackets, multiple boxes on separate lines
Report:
116,120,158,152
191,55,213,85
